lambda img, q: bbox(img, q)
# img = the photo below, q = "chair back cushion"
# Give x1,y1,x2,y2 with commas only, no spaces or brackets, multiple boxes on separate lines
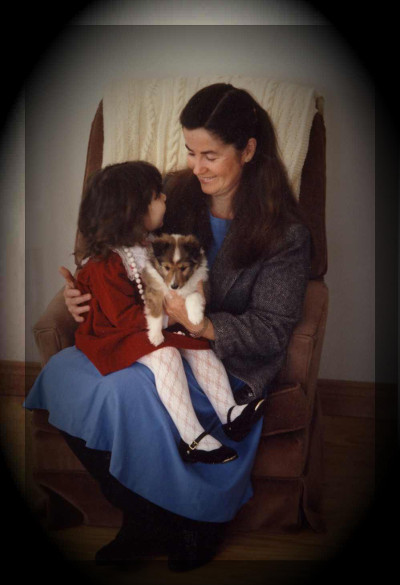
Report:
80,76,327,277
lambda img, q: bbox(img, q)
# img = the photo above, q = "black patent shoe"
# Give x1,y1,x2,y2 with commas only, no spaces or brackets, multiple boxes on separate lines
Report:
179,432,238,464
222,398,266,441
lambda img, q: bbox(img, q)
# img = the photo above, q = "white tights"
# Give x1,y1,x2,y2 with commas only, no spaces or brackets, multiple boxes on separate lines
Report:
138,347,246,451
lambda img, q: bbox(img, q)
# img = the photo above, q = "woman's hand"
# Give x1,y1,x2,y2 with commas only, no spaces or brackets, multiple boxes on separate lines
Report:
59,266,91,323
164,281,214,339
164,291,190,328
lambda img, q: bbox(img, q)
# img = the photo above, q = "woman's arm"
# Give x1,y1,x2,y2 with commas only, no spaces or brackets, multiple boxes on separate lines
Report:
165,225,310,354
59,266,92,323
209,224,311,361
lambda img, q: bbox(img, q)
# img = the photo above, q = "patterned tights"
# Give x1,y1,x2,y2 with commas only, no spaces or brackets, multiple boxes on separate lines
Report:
138,347,246,451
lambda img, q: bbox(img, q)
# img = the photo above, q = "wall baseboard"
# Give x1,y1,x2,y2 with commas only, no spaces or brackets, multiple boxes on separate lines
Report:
0,359,381,419
0,360,42,397
317,379,375,418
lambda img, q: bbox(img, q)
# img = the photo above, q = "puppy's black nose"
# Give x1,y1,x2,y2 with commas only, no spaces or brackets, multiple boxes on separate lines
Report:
171,283,179,290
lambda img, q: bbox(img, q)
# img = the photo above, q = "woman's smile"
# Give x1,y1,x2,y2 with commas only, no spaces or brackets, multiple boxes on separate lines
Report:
183,127,247,202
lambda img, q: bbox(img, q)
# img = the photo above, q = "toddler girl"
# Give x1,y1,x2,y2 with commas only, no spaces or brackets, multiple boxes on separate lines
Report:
67,161,264,465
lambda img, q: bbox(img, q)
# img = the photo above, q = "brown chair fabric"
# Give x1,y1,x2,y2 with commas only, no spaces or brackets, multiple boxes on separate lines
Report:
29,94,328,534
298,112,327,279
33,287,78,367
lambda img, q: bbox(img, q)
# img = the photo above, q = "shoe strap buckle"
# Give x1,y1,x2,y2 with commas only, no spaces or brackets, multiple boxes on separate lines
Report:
188,431,209,451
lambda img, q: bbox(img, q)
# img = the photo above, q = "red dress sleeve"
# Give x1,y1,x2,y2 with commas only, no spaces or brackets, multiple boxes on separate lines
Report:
80,253,147,331
75,251,210,375
75,252,149,340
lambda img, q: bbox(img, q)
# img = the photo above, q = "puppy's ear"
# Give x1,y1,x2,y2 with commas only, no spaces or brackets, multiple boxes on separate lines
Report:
182,236,202,264
151,238,170,260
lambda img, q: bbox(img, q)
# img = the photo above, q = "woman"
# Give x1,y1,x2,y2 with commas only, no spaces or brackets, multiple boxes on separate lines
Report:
26,83,311,570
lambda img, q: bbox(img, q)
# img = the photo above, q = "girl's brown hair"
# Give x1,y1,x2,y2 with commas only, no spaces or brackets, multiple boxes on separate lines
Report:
175,83,305,268
76,161,162,266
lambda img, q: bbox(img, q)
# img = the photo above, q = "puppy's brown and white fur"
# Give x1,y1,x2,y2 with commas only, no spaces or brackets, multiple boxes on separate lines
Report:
141,234,208,346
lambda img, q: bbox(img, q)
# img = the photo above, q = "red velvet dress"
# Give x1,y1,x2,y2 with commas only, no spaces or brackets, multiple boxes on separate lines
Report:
75,252,209,376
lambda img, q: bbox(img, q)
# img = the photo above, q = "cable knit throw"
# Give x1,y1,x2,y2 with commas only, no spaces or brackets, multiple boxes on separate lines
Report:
102,76,318,197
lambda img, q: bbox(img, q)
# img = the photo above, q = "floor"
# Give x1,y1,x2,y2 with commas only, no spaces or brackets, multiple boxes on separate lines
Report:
0,391,394,584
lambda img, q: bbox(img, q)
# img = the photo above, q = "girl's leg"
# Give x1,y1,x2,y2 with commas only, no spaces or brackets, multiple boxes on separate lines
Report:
180,349,247,424
138,347,221,451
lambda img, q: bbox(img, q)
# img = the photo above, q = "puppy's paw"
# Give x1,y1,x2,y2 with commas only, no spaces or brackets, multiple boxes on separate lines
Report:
186,293,205,325
147,330,165,347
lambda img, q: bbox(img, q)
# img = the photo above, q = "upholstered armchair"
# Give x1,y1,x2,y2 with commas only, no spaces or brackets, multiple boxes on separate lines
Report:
30,77,328,534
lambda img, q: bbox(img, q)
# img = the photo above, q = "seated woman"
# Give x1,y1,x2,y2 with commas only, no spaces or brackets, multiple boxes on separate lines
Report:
25,82,311,571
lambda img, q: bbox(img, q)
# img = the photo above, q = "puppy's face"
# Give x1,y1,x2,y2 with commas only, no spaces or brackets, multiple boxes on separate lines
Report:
150,234,203,290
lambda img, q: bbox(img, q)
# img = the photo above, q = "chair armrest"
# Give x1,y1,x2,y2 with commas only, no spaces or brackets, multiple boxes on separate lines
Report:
277,279,329,391
33,287,78,366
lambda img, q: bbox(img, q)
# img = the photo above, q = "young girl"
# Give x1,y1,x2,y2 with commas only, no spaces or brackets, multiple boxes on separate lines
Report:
69,161,265,465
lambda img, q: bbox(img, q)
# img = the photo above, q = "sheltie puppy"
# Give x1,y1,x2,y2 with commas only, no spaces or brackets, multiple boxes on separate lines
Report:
141,234,208,346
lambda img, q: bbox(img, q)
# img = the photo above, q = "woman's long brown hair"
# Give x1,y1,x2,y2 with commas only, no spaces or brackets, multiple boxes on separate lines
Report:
175,83,305,268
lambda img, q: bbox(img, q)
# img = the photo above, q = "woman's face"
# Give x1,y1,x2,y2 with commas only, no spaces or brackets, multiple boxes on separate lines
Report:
143,191,167,232
183,127,255,204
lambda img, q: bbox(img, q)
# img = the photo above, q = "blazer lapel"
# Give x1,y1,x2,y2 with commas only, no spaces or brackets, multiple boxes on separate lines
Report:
210,229,245,309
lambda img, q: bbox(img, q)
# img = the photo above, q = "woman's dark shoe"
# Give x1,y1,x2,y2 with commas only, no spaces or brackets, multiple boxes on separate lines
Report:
168,554,213,572
179,431,238,464
95,536,139,566
167,526,218,572
222,397,266,441
95,526,166,565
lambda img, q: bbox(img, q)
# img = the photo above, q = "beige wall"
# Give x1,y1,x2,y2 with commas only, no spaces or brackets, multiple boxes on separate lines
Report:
0,100,25,361
2,23,375,381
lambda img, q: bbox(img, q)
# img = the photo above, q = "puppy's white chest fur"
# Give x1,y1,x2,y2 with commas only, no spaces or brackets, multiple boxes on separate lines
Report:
141,234,208,346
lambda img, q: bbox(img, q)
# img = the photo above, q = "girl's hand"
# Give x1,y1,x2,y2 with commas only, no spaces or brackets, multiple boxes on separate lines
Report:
59,266,91,323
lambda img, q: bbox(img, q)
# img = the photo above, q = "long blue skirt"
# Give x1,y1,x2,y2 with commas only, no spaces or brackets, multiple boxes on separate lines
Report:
24,346,263,523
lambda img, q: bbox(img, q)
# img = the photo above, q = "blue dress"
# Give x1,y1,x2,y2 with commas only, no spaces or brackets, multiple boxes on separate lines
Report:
24,214,263,523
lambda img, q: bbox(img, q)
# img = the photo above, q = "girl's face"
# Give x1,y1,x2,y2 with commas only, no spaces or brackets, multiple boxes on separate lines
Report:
183,127,256,203
143,191,167,232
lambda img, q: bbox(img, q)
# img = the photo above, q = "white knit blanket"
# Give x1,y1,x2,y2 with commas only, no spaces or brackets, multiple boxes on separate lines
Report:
102,75,318,197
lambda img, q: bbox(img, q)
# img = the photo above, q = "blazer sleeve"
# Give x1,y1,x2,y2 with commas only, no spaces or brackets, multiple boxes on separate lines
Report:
209,224,311,360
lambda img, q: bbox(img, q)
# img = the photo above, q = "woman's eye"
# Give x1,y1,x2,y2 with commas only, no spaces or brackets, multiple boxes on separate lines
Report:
187,152,216,162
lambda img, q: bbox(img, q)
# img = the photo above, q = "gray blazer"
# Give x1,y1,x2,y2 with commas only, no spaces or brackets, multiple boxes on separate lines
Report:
208,223,311,401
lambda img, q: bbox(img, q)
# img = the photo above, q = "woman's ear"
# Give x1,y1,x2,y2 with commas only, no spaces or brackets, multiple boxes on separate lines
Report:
242,138,257,164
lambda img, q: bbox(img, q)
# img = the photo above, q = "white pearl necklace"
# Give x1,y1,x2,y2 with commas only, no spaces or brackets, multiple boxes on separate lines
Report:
122,246,146,305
